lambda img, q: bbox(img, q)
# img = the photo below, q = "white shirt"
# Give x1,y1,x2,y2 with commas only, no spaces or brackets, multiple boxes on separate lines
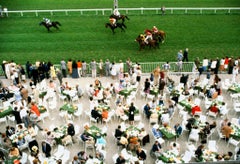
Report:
20,108,28,118
202,59,208,67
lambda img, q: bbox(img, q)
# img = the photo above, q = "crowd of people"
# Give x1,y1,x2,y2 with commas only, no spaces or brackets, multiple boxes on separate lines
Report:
0,55,240,163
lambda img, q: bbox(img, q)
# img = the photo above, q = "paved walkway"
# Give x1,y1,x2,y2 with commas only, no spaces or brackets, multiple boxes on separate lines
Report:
0,73,239,163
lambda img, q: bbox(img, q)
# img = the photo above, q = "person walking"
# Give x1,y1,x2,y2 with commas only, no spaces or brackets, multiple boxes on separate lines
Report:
129,102,136,125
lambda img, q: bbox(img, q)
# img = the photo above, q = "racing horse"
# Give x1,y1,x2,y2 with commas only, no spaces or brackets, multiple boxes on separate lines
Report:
135,34,159,51
145,29,166,43
105,22,127,34
109,14,130,23
39,21,61,32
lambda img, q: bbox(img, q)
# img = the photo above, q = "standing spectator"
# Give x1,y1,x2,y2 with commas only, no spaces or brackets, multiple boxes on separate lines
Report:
161,5,166,15
126,58,132,75
13,107,22,124
49,64,56,80
60,59,67,78
232,66,239,83
224,56,229,71
228,57,235,74
214,57,220,75
194,57,201,71
90,59,97,78
153,66,160,86
19,65,26,82
174,123,183,137
136,66,142,83
183,48,189,62
67,59,73,76
31,66,39,86
111,62,117,80
177,50,183,61
105,59,110,77
177,60,183,73
20,106,29,128
129,102,136,125
119,60,124,74
72,60,79,79
163,61,170,71
77,60,82,77
158,78,166,96
143,78,150,94
219,57,225,73
56,69,63,85
25,61,31,78
13,69,19,85
82,61,87,77
98,59,104,77
202,57,209,72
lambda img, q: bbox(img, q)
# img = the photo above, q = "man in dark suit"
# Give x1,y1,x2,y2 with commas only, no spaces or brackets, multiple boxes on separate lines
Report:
91,107,102,123
114,125,123,140
42,141,51,157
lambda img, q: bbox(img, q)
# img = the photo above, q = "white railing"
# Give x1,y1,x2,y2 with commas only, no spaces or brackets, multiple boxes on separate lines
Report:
3,7,240,17
120,7,240,14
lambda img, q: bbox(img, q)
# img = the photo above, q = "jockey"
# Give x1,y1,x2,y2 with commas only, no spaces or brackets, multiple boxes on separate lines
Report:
152,26,159,33
113,8,120,18
140,34,146,41
144,31,153,44
43,18,51,25
109,17,116,26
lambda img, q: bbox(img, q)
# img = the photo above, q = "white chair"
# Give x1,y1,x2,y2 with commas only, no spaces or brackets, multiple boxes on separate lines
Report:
58,93,67,101
181,151,193,163
199,115,207,123
112,153,119,163
54,145,65,159
207,111,218,118
0,117,7,125
194,98,201,106
7,115,15,124
217,128,226,142
74,104,83,120
188,128,200,143
20,152,28,164
204,98,212,109
231,118,239,127
207,140,218,152
228,138,240,147
234,102,240,113
61,149,70,163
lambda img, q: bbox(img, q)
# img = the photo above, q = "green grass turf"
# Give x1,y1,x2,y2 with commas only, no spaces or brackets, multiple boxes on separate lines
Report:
0,0,239,64
1,0,240,10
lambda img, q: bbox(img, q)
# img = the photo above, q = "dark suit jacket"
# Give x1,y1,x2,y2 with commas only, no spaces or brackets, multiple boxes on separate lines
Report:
42,142,51,157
